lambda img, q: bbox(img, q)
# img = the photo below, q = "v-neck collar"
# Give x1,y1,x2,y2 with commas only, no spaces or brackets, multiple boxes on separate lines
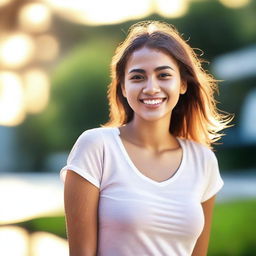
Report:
111,127,186,187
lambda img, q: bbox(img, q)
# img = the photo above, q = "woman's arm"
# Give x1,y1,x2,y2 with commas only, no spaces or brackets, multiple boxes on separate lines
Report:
64,170,100,256
192,195,216,256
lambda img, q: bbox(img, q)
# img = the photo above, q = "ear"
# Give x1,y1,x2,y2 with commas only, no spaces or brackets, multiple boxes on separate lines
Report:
180,80,187,95
121,83,127,98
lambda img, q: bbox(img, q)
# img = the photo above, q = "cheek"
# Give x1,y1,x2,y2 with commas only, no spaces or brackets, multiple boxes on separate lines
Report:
163,79,181,93
123,82,140,99
126,90,138,103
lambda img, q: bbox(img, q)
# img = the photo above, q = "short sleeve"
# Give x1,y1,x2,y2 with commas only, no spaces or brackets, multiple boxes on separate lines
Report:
201,150,224,202
60,129,103,188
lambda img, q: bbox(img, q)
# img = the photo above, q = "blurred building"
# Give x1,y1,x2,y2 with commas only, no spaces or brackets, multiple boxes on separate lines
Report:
213,45,256,146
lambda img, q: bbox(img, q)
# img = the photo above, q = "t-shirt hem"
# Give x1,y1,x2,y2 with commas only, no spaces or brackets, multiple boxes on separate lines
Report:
60,165,100,188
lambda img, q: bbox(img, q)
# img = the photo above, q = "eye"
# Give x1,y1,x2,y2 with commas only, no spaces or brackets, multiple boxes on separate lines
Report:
130,74,144,81
158,73,171,79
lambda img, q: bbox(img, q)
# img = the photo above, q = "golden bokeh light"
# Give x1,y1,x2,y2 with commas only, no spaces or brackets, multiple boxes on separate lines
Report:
0,72,26,126
0,228,68,256
35,34,59,62
42,0,194,25
44,0,153,25
0,226,29,256
31,232,68,256
0,0,13,8
23,68,50,114
0,33,35,69
82,0,153,24
219,0,251,8
18,2,52,33
156,0,188,18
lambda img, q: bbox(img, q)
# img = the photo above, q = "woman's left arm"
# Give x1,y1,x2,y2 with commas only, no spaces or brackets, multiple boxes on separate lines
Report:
192,195,216,256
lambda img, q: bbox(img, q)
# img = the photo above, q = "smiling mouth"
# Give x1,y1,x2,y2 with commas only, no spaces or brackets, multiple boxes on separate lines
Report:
139,98,166,105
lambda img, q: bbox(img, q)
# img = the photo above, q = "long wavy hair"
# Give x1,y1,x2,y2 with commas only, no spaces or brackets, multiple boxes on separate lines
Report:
104,20,233,148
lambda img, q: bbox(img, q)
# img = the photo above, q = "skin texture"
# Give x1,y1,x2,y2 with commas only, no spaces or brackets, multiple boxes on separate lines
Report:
122,47,187,125
64,46,216,255
192,196,216,256
64,171,100,256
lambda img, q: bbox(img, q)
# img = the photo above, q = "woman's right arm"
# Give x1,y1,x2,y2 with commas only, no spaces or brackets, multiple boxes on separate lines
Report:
64,170,100,256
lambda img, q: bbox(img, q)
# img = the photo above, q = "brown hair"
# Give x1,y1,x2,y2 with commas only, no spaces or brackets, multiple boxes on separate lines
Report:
104,20,232,148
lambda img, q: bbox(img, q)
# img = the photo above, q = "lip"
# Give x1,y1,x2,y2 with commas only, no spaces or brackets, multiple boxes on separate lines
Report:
139,97,166,100
139,97,167,108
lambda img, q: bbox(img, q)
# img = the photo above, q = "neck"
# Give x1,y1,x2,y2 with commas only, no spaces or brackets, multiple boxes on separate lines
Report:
121,115,178,151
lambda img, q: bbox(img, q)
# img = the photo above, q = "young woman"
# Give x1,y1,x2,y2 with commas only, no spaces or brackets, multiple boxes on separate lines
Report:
61,21,232,256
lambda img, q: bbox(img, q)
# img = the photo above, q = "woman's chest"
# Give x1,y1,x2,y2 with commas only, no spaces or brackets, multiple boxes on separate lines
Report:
99,186,204,240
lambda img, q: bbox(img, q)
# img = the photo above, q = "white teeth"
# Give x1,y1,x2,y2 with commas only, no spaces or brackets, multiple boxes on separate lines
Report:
142,99,163,105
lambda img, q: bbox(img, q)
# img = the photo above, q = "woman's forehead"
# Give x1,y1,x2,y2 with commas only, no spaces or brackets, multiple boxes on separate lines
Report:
125,47,179,72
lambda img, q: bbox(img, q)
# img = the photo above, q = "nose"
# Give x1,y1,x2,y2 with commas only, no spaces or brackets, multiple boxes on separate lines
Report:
142,77,160,95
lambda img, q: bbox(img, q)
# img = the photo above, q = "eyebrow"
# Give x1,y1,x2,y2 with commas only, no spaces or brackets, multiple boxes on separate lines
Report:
128,65,174,74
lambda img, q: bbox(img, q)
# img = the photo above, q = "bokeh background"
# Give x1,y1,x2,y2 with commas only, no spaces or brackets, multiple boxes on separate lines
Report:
0,0,256,255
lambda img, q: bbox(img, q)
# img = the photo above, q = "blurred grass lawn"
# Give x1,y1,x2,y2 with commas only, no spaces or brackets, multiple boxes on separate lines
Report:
209,199,256,256
15,199,256,256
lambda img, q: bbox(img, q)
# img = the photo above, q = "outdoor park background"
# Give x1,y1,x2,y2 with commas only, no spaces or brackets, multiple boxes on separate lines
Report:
0,0,256,255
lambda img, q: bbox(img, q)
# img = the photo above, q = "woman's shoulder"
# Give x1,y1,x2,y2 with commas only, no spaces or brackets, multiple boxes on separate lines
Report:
81,126,115,135
77,126,117,143
179,137,216,161
179,138,219,178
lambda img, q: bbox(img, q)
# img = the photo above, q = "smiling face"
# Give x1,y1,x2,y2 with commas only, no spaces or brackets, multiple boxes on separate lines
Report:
122,46,187,124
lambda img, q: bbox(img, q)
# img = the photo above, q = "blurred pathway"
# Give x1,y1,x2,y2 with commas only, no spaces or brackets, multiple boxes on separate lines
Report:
0,172,63,224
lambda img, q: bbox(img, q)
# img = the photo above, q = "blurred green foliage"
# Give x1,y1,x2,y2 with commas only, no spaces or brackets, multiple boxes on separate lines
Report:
17,216,66,238
45,38,114,149
17,0,256,171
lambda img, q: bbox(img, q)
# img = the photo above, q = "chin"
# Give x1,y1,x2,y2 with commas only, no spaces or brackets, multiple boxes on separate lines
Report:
136,113,171,123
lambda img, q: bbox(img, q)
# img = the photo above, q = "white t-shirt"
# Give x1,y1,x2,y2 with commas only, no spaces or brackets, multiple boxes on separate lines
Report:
60,127,224,256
